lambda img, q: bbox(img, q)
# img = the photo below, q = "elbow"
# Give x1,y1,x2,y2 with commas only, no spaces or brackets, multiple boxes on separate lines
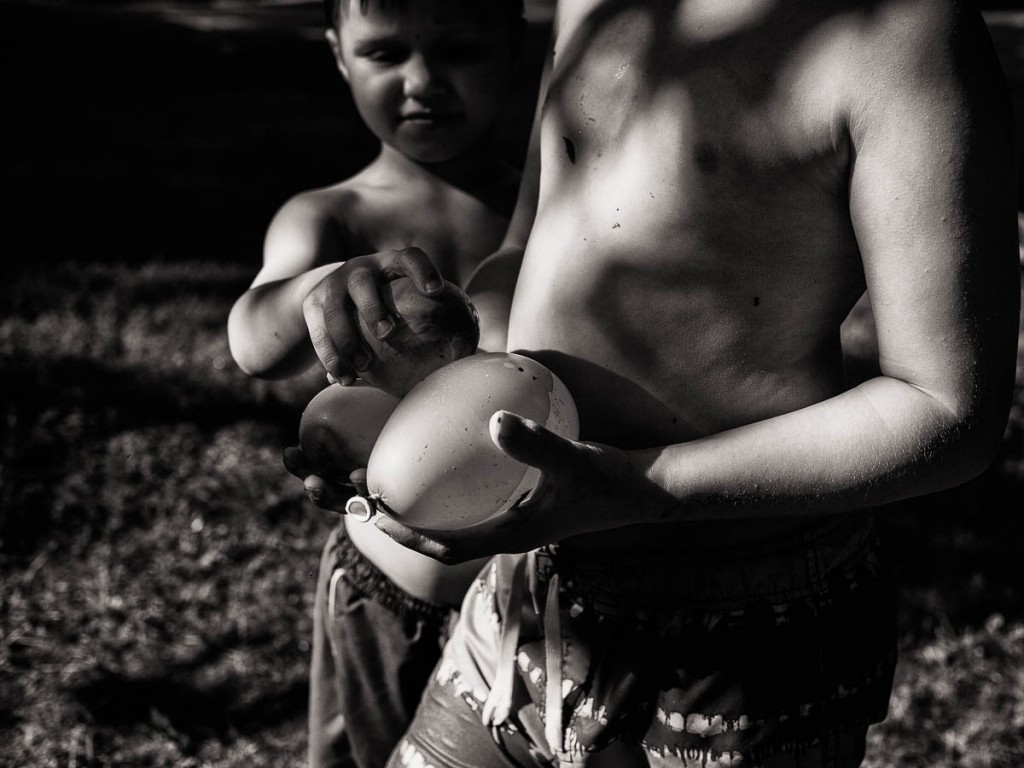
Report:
940,389,1013,486
226,299,267,378
227,300,311,380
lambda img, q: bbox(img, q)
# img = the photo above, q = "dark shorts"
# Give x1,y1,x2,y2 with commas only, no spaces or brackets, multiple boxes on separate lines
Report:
309,525,457,768
387,513,897,768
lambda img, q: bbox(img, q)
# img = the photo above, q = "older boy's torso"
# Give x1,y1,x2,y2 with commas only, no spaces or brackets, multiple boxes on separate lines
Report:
508,0,884,550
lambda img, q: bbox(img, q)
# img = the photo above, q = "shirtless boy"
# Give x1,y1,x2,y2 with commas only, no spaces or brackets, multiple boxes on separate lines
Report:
294,0,1020,765
226,1,525,765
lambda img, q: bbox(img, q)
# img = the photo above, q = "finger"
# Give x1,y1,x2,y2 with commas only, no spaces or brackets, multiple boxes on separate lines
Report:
348,468,369,495
372,514,455,562
303,291,360,384
304,474,354,513
347,262,396,341
282,446,311,480
322,283,374,374
489,410,579,473
394,247,444,295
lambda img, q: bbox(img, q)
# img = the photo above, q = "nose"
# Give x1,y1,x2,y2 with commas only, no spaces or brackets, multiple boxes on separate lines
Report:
402,53,444,100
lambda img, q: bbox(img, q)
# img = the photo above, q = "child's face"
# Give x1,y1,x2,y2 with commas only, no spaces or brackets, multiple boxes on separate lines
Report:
330,0,517,164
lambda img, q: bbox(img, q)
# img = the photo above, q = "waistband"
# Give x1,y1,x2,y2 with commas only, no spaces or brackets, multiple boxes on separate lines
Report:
539,512,881,615
481,513,885,759
326,526,453,625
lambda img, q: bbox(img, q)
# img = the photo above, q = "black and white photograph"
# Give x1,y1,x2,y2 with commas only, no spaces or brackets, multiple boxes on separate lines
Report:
3,0,1023,766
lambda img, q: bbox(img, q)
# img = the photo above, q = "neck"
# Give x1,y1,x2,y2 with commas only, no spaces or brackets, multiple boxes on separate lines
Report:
376,141,507,197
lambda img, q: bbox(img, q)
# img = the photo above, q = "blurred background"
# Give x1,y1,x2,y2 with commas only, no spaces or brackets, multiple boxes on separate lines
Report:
2,1,1022,767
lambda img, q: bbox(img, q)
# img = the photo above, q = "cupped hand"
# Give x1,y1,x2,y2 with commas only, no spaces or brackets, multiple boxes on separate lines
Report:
366,410,676,564
301,247,444,385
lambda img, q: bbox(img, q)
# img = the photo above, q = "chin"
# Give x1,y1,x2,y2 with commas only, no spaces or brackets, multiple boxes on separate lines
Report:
399,142,466,165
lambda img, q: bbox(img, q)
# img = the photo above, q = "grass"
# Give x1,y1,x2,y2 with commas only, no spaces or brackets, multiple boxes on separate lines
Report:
1,261,330,768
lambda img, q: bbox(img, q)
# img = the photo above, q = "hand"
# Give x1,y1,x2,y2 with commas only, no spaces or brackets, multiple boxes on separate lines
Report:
282,445,359,513
368,410,676,564
302,247,444,385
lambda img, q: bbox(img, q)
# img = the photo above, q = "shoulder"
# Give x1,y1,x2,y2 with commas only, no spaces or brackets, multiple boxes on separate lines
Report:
829,0,1011,148
268,183,362,245
261,182,366,275
840,0,1007,104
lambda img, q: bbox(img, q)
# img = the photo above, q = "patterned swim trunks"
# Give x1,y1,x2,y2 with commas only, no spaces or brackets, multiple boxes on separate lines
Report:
388,513,897,768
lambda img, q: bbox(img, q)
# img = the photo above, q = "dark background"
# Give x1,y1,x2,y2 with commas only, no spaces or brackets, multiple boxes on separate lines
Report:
5,0,552,271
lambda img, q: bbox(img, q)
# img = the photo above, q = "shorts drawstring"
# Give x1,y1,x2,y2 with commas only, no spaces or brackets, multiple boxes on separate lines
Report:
543,570,563,757
482,555,527,728
480,553,566,760
328,567,345,619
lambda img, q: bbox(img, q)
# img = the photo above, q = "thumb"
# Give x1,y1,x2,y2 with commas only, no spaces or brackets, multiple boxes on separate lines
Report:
489,410,577,471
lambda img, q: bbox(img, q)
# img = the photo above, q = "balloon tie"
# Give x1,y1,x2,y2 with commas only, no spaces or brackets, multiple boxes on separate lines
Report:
344,494,377,523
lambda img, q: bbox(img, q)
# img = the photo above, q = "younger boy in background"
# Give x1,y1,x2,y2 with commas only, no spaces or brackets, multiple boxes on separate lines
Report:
227,1,527,765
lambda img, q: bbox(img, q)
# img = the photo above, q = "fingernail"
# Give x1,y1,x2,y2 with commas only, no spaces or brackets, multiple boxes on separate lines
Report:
326,372,338,385
424,278,443,294
306,488,322,503
491,410,511,438
375,319,393,338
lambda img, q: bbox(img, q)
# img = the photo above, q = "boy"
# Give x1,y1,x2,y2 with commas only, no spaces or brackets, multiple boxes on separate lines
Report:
226,1,526,766
295,0,1021,766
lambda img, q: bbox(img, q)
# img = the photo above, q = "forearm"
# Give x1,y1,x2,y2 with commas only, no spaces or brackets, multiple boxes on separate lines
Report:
227,263,342,378
639,374,1007,525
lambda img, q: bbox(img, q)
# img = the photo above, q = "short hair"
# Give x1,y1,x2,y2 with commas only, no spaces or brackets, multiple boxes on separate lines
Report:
323,0,525,33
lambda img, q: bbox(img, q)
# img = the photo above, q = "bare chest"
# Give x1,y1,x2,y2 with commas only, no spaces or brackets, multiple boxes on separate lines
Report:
543,0,853,229
340,191,509,287
511,1,866,438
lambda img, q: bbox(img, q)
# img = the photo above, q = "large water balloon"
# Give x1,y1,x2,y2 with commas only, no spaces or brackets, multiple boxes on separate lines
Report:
352,352,578,533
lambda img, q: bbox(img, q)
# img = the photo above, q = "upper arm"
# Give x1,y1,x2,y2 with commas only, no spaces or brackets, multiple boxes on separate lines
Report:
466,27,554,351
251,190,349,288
846,2,1018,435
227,189,351,377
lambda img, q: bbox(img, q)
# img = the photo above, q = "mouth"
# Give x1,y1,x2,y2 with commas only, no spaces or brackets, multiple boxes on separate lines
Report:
400,111,461,124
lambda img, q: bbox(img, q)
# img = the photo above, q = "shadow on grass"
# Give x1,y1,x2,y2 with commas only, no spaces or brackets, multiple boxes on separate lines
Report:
70,666,308,746
878,466,1024,634
3,352,298,438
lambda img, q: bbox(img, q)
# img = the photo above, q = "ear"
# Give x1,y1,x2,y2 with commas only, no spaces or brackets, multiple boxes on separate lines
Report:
325,29,350,82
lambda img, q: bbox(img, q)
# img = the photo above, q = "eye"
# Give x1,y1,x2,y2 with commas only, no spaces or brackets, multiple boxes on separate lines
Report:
357,44,408,66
